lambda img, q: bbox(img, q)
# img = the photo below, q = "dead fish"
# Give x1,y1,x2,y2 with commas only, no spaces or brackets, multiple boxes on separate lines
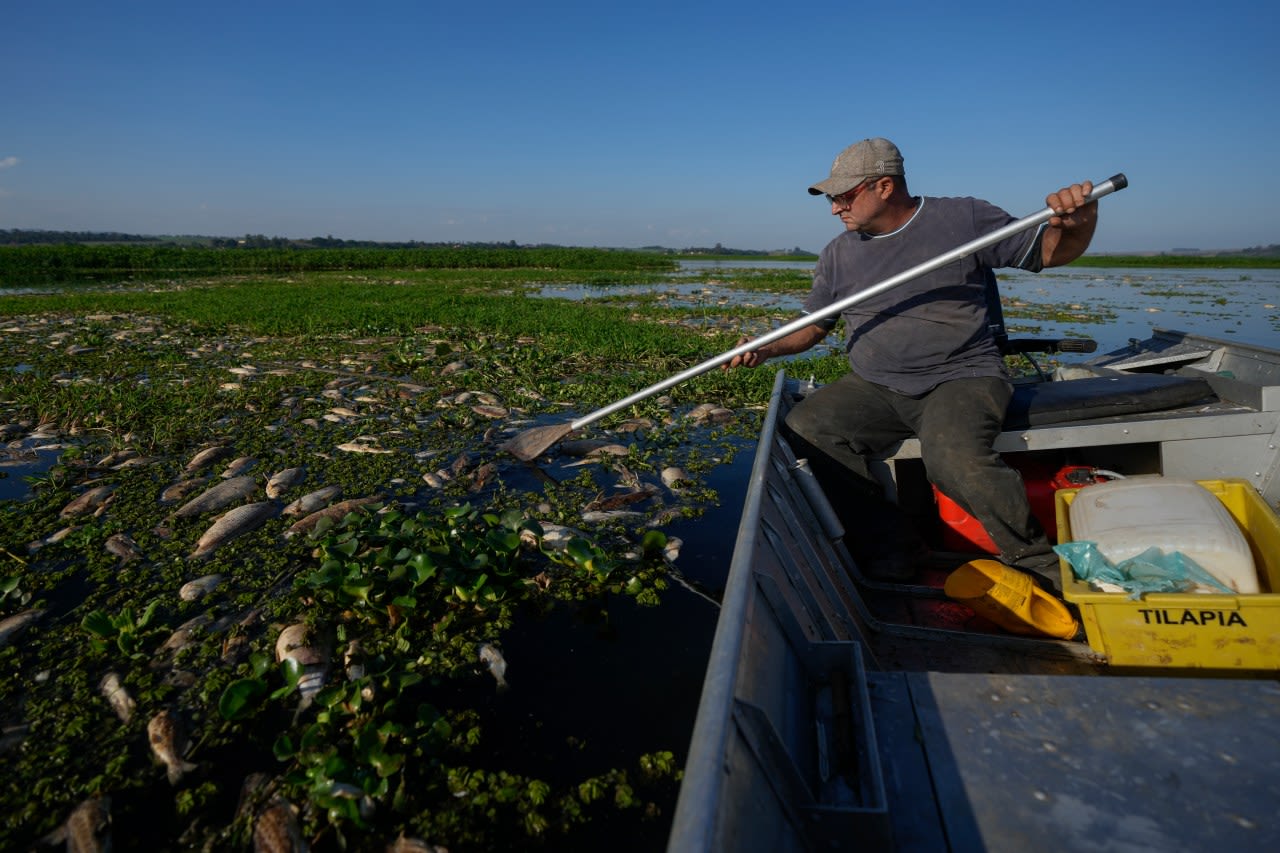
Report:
440,359,467,375
661,466,692,492
41,795,112,853
157,613,213,657
581,509,645,524
191,502,278,559
686,403,734,424
105,533,142,564
113,455,156,469
280,485,342,517
148,709,198,785
220,608,263,665
185,445,234,473
265,467,306,499
179,573,224,602
283,497,380,539
234,771,274,823
275,623,330,713
222,456,259,478
583,486,658,513
336,441,393,454
99,671,135,724
468,461,497,492
59,485,117,519
174,475,259,519
159,476,211,505
254,798,308,853
519,522,587,552
0,608,44,647
470,404,509,419
478,643,509,692
455,390,501,406
95,449,139,468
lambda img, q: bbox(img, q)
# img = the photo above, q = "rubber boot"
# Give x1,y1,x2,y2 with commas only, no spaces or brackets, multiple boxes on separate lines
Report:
944,559,1080,640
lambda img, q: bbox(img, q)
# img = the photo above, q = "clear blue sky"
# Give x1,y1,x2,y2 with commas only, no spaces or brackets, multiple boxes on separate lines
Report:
4,0,1277,254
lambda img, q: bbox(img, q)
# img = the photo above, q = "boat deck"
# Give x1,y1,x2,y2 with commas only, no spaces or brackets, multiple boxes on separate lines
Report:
670,332,1280,851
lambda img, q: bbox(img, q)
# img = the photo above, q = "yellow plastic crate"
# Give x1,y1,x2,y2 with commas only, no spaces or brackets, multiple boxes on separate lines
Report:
1056,478,1280,669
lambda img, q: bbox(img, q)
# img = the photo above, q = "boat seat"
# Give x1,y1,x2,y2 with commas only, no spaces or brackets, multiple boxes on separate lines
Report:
1004,372,1216,429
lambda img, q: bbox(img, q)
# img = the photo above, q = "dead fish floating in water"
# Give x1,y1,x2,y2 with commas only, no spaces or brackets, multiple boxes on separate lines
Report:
173,475,259,519
41,795,112,853
94,448,139,468
185,445,234,473
275,623,331,714
581,510,645,524
0,608,44,647
519,522,587,552
105,532,143,564
280,485,342,517
156,612,213,659
159,476,211,505
191,502,279,560
661,466,693,492
222,456,259,478
478,642,509,692
99,671,135,724
265,466,306,499
179,573,224,602
253,798,307,853
148,709,198,785
283,497,380,539
583,486,658,513
336,440,394,455
59,484,116,519
685,403,735,424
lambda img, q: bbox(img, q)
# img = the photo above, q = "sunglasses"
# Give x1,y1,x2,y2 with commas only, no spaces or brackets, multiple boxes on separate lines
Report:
825,178,876,208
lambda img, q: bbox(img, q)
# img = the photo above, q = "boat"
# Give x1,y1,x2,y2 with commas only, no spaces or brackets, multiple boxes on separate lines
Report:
667,328,1280,852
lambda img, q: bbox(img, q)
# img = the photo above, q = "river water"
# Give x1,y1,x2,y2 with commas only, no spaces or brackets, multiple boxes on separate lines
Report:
536,262,1280,357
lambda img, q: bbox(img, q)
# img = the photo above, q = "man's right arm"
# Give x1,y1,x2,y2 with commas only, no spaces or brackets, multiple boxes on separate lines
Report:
725,322,829,369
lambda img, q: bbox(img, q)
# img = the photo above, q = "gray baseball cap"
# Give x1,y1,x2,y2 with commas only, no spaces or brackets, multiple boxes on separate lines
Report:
807,137,905,196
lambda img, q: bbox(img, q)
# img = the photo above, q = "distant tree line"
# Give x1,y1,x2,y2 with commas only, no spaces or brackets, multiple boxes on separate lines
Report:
0,243,678,280
2,229,819,257
676,242,814,257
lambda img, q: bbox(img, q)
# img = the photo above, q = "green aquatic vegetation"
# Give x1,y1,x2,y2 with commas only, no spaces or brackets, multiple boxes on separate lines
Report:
0,263,773,850
80,601,163,659
303,503,536,622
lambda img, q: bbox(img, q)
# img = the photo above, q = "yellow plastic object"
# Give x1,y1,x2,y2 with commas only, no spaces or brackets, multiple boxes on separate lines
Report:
1056,478,1280,669
944,559,1081,640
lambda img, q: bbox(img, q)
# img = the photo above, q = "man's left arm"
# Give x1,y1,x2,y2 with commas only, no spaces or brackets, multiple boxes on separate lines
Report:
1040,181,1098,268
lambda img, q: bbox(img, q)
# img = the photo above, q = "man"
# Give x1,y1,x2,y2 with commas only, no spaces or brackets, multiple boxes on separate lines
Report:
728,137,1098,586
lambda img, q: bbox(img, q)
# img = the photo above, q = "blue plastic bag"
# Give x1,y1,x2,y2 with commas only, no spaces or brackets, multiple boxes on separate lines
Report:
1053,541,1235,599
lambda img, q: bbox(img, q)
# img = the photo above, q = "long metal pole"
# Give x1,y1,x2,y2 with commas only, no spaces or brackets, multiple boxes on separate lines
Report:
567,174,1128,432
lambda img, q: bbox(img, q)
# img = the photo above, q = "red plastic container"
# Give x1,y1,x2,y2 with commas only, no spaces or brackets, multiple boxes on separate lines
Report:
933,461,1101,554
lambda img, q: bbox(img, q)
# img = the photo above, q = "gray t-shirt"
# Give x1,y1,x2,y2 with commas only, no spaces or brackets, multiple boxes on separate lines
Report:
802,195,1045,396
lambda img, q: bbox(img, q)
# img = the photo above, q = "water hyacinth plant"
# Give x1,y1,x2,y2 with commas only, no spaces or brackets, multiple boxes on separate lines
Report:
1,247,788,851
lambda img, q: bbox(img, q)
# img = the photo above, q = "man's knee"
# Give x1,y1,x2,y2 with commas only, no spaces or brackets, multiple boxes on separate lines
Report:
783,400,821,444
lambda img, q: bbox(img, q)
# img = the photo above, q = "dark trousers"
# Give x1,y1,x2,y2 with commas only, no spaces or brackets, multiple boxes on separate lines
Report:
783,371,1054,568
